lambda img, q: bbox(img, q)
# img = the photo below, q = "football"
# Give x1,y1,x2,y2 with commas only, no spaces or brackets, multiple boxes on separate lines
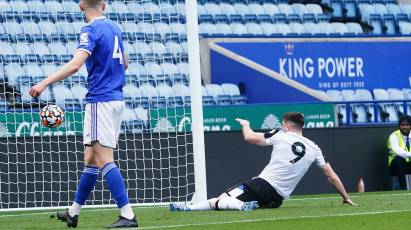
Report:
39,104,65,128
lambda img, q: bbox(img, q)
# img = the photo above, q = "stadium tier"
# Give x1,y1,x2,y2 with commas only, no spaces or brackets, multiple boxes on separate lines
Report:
0,0,410,126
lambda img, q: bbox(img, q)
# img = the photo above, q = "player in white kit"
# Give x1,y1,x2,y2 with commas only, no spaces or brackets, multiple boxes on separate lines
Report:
170,112,356,211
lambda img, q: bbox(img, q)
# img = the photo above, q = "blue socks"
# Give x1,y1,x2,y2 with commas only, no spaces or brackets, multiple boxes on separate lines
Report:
74,166,100,205
102,162,130,208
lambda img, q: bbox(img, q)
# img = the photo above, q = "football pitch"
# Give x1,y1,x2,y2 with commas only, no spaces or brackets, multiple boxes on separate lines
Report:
1,191,411,229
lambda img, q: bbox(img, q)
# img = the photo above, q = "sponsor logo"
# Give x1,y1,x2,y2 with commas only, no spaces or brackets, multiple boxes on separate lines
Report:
80,33,89,45
284,43,294,56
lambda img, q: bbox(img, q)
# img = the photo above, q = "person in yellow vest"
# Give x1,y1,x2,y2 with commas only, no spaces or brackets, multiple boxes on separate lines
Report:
388,115,411,190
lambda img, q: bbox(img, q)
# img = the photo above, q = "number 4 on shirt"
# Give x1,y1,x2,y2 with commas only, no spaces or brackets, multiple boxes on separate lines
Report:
112,36,123,64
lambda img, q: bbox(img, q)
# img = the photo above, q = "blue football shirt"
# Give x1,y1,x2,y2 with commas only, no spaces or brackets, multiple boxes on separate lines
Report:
77,16,125,103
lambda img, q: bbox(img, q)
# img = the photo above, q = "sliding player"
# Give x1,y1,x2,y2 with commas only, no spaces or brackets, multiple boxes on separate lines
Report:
171,112,356,211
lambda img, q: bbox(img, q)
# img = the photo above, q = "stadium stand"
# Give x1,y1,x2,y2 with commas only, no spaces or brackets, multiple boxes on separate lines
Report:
0,0,409,127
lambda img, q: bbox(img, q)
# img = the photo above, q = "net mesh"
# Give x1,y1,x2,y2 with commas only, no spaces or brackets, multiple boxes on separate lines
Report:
0,0,195,209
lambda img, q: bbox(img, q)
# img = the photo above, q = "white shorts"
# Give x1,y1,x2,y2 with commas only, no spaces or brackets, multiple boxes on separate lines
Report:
83,101,125,149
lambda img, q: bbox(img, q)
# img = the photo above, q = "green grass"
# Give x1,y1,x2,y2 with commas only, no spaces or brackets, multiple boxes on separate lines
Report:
2,191,411,229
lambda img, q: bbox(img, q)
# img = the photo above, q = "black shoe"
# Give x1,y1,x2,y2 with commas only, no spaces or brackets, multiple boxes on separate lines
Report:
106,216,138,228
50,209,78,228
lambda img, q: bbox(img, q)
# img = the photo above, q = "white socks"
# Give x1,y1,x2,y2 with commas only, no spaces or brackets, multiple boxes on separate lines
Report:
68,202,82,217
68,202,134,220
216,196,244,210
187,198,218,211
120,203,135,220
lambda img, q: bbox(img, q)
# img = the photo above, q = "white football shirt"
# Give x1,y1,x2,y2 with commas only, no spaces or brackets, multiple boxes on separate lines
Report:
258,130,326,199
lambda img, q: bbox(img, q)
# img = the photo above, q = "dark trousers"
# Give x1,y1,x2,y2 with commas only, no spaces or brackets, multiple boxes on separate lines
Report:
389,156,411,190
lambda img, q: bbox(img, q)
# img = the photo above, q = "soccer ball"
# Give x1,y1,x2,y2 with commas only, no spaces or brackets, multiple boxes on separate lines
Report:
39,105,64,128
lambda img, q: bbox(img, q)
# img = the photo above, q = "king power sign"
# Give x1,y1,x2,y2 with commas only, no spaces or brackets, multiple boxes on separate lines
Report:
216,40,411,91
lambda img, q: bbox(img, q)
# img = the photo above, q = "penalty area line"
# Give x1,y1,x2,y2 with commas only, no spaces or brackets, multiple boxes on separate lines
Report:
136,209,411,229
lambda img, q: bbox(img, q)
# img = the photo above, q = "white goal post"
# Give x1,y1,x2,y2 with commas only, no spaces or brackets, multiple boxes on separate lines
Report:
0,0,206,211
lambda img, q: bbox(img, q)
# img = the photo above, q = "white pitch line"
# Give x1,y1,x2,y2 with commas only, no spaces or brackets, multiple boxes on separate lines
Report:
1,192,411,218
0,206,161,218
135,209,411,230
288,192,411,201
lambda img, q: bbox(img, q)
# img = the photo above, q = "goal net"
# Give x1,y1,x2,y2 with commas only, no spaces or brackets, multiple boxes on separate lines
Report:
0,0,206,210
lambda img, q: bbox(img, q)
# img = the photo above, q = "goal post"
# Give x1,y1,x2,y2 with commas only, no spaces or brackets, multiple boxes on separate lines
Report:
185,0,207,203
0,0,206,211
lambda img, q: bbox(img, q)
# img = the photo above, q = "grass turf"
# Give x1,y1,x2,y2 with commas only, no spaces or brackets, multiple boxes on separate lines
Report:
1,191,411,229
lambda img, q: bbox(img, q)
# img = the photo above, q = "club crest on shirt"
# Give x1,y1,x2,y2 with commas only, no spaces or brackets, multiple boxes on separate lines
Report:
80,33,89,45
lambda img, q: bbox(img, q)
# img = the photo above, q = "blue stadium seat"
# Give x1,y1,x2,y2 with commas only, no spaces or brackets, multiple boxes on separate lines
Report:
316,14,331,23
302,13,316,23
11,1,29,13
386,3,401,15
176,62,189,75
132,96,149,109
111,1,129,14
4,63,24,86
234,3,251,16
167,96,184,107
139,83,159,99
306,4,323,15
160,2,177,14
170,74,189,86
150,96,167,108
276,23,292,34
399,21,411,34
292,3,308,17
231,95,248,105
0,1,12,13
273,13,288,23
304,22,321,34
289,23,307,34
331,22,349,34
344,0,359,20
217,95,233,105
262,3,279,15
45,0,64,14
331,0,344,20
261,22,277,35
139,2,159,15
172,84,190,97
395,13,409,23
346,22,364,34
170,23,186,34
277,4,294,15
288,14,302,23
156,84,175,98
127,2,144,15
64,98,82,110
369,14,383,34
383,14,397,34
204,3,222,15
400,4,411,15
257,14,273,23
215,22,233,34
202,96,216,106
318,22,334,34
359,3,374,22
245,22,263,35
373,3,388,16
219,3,236,15
200,23,218,35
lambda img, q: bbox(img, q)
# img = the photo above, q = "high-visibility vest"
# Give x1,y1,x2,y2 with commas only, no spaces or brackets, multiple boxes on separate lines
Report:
387,130,410,165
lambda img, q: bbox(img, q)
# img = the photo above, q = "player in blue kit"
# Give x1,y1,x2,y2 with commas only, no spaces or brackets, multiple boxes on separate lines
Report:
29,0,137,228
